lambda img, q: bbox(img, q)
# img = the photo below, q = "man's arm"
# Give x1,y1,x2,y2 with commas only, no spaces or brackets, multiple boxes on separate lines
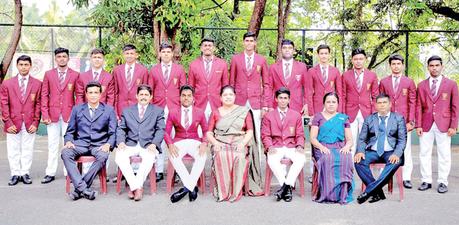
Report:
261,116,273,153
393,115,407,158
107,108,118,149
105,75,115,106
116,111,128,146
64,107,78,144
295,115,305,148
356,117,370,154
150,109,166,153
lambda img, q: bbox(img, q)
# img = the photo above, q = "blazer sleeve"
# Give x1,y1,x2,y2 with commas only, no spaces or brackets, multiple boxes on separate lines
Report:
32,82,42,128
393,115,407,158
151,109,166,153
261,115,273,153
0,83,13,129
199,111,209,143
105,75,115,106
304,69,314,116
336,74,344,113
450,82,459,130
64,107,78,144
341,74,348,114
107,107,118,149
75,76,85,105
40,74,51,120
164,115,174,145
408,79,417,123
261,59,270,108
370,74,379,113
221,61,229,86
116,111,128,146
187,65,195,87
229,56,237,86
415,87,422,128
356,116,371,154
295,114,305,148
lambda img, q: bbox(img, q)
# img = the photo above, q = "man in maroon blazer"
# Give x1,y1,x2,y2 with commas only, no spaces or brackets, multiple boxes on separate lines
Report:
416,55,458,194
112,44,149,118
230,32,270,150
307,44,342,114
379,54,416,189
342,48,379,154
41,47,79,184
188,38,229,121
76,48,114,106
148,42,187,181
1,55,42,186
268,39,309,114
261,87,305,202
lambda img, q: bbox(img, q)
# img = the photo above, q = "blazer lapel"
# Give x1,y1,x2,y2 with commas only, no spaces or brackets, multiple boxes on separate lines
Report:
60,70,72,91
23,78,33,103
372,114,380,137
92,104,105,122
359,70,369,94
82,104,92,121
12,76,23,103
141,104,153,123
316,66,326,87
433,77,445,103
274,110,283,131
276,62,287,86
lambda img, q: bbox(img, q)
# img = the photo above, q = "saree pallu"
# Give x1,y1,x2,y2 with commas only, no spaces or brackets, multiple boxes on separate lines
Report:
313,113,354,204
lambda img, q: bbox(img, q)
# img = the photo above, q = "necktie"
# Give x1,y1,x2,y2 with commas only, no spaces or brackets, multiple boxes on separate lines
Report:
184,108,190,129
126,66,133,88
321,66,327,83
163,64,170,82
431,78,437,97
393,76,400,93
246,56,252,72
205,59,211,79
356,72,362,91
90,108,96,119
59,71,65,88
93,71,99,81
280,111,286,123
139,105,145,119
377,115,387,156
20,77,26,101
284,63,291,82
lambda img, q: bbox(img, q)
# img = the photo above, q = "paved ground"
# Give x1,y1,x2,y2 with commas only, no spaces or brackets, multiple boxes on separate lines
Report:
0,136,458,225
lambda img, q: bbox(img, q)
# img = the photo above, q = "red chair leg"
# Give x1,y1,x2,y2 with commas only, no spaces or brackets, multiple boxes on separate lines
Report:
66,176,71,193
99,166,107,194
396,167,404,201
166,160,175,193
298,168,305,197
150,164,156,194
116,167,123,194
264,163,272,196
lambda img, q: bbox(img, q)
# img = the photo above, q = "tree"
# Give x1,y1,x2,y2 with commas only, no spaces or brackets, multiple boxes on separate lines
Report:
1,0,22,83
248,0,267,37
275,0,292,60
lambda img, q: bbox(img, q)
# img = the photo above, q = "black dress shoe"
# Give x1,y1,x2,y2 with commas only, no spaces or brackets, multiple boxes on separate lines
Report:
170,187,189,203
403,180,413,189
189,187,199,202
357,192,371,204
41,175,55,184
437,183,448,194
22,174,32,184
68,189,82,201
156,173,164,182
418,182,432,191
275,184,286,201
307,177,313,184
368,194,381,203
82,188,96,200
283,185,293,202
8,175,20,186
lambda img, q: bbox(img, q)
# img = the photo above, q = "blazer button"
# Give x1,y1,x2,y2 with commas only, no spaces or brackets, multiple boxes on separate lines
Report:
433,104,436,107
433,112,436,115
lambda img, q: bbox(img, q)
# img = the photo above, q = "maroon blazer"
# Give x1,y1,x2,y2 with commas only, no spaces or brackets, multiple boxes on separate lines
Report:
148,63,186,110
112,63,149,117
416,76,459,132
268,60,309,112
342,69,379,123
41,68,79,123
229,53,270,109
261,108,305,153
188,56,229,110
1,76,42,132
307,64,343,114
379,75,416,123
164,107,208,145
75,69,115,106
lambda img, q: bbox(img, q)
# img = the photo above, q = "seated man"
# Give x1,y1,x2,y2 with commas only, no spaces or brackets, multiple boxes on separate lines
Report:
115,84,165,201
261,87,306,202
61,81,117,200
166,85,208,203
354,93,407,204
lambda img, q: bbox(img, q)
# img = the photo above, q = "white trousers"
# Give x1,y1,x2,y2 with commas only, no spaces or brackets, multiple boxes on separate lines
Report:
267,147,306,187
115,144,157,191
402,131,413,180
169,139,207,190
46,117,68,176
157,106,170,173
350,110,365,155
419,123,451,185
7,126,36,176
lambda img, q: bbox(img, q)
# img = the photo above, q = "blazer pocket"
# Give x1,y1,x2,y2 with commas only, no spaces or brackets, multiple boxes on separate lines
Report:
443,112,451,118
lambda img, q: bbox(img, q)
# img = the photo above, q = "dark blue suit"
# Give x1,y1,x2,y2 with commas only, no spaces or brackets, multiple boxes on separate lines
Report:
355,112,407,196
61,103,117,192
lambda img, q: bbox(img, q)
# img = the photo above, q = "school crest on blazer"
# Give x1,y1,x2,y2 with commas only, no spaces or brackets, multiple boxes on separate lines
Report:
67,83,73,91
30,93,36,101
295,74,301,81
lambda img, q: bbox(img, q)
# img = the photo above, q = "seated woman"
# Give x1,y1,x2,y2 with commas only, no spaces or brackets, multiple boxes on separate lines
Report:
206,85,263,202
310,92,354,204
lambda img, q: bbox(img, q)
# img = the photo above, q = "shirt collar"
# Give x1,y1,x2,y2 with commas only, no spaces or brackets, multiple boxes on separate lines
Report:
92,68,103,75
88,103,100,110
57,68,68,74
282,59,293,65
161,62,172,67
354,69,364,76
430,75,442,83
277,107,288,114
182,105,192,112
244,51,255,59
18,74,29,81
377,112,390,119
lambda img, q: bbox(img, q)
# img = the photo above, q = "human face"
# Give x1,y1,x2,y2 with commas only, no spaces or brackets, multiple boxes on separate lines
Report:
243,37,256,53
390,60,404,75
200,41,215,57
376,97,391,115
281,44,294,60
160,48,173,64
55,52,69,68
220,88,235,106
318,48,330,64
85,86,101,105
428,60,443,78
180,89,194,108
275,93,290,110
17,60,31,76
323,95,338,114
136,89,152,106
90,53,105,69
351,53,366,70
123,49,138,64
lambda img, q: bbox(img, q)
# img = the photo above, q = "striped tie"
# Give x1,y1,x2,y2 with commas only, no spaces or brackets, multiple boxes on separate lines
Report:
431,78,437,98
246,56,252,72
205,59,211,79
139,105,145,119
321,66,327,83
163,64,170,82
93,71,99,81
184,108,190,129
393,76,400,93
280,111,286,123
284,63,291,82
126,66,133,88
356,73,362,91
20,77,26,101
59,71,65,88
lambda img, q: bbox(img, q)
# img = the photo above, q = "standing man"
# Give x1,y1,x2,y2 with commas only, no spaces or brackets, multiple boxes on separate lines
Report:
188,38,229,121
1,55,42,186
76,48,115,106
148,43,186,181
61,81,117,200
261,87,305,202
342,48,379,155
379,54,416,189
230,32,270,150
116,85,165,201
268,39,309,114
41,47,79,184
416,55,458,194
307,44,342,114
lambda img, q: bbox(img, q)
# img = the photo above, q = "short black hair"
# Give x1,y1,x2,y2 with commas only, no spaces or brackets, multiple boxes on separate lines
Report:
281,39,295,47
388,54,404,64
376,93,391,102
243,31,257,40
200,38,215,45
137,84,152,95
323,92,340,104
275,87,290,98
16,55,32,64
123,44,137,52
351,48,366,57
85,81,102,93
54,47,69,56
220,85,235,96
427,55,442,65
317,44,330,53
159,42,173,51
90,48,105,56
180,85,195,95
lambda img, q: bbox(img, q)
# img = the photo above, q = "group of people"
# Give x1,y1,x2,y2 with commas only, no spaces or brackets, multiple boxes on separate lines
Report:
1,31,458,204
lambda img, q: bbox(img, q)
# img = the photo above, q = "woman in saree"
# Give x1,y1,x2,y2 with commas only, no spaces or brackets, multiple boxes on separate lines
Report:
310,92,354,204
206,85,263,202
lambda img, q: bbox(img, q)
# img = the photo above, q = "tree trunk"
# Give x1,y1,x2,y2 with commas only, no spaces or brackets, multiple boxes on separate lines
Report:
1,0,23,83
276,0,291,60
152,1,160,60
248,0,267,38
